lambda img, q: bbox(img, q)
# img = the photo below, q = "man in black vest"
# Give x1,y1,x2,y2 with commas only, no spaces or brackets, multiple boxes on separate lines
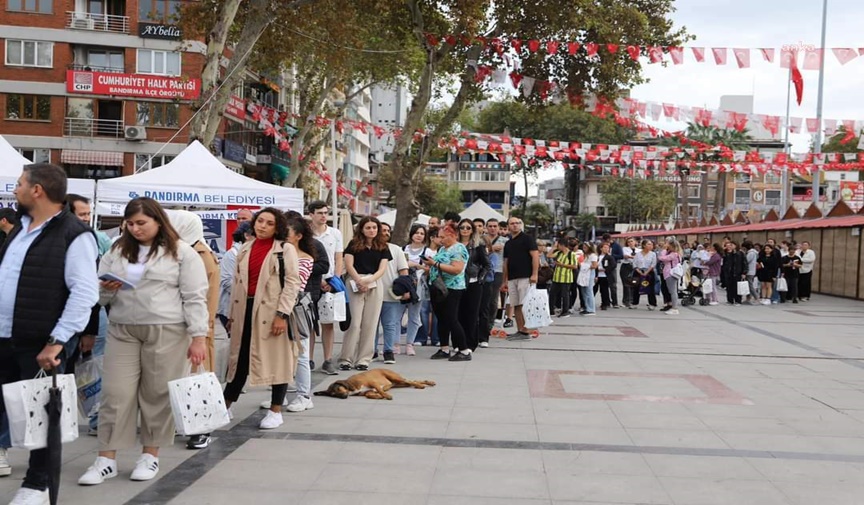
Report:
0,163,98,505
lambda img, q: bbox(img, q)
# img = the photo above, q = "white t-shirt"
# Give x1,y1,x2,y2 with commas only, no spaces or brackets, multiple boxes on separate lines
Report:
383,243,409,302
125,245,151,286
580,253,598,272
313,226,344,279
597,253,607,277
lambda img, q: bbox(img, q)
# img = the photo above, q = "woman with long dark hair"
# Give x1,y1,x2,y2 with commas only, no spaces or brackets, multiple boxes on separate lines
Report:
576,242,598,315
403,223,430,354
340,216,391,370
631,240,657,309
80,197,209,485
424,222,470,360
457,218,490,351
223,208,302,430
658,238,683,314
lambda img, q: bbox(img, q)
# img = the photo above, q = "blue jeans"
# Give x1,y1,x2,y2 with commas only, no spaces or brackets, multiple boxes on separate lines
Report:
405,300,423,346
0,410,9,449
376,302,406,353
293,338,311,398
578,271,596,313
419,300,438,345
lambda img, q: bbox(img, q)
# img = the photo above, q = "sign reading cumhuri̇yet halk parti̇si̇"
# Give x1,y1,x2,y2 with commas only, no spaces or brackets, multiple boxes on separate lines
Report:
66,70,201,100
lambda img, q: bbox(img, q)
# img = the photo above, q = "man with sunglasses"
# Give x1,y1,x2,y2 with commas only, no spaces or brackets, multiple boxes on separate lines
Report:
502,218,538,340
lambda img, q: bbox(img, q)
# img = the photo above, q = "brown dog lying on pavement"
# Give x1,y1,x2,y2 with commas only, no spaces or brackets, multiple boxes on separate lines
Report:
313,369,436,400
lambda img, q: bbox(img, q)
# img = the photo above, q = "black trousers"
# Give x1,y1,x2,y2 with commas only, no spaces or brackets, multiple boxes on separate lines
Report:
607,266,619,306
570,281,583,311
224,298,287,405
661,274,673,305
798,272,812,299
595,277,612,308
631,272,657,307
725,276,742,304
478,281,494,343
459,282,483,351
784,276,799,301
433,289,465,350
0,339,68,491
620,264,634,306
550,282,571,313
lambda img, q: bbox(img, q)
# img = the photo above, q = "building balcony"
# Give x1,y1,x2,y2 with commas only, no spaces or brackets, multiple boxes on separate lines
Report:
66,12,130,34
68,63,125,74
64,117,123,138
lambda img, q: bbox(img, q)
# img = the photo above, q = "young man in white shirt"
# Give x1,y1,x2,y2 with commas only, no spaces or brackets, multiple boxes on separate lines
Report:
307,201,344,375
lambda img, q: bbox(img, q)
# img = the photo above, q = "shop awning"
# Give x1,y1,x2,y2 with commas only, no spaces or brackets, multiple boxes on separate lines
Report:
61,150,124,166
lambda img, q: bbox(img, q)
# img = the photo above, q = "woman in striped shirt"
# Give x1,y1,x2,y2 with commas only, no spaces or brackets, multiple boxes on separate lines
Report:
549,240,578,317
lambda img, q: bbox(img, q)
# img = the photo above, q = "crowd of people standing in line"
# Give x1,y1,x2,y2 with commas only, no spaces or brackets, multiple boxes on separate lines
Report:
0,162,820,505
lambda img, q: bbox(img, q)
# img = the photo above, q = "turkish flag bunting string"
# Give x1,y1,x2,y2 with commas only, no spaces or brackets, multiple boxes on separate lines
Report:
422,33,863,68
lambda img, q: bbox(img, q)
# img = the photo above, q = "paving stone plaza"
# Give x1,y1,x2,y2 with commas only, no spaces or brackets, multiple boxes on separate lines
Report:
2,296,864,505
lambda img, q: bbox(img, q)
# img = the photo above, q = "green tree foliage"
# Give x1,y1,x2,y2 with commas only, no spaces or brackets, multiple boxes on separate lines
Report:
511,203,555,235
822,126,862,154
572,212,599,236
598,177,675,222
421,180,465,218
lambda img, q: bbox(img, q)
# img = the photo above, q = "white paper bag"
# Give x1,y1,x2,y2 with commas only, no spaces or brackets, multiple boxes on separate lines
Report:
776,277,789,292
523,287,553,330
3,372,79,450
168,372,230,436
736,280,750,296
318,291,347,324
701,278,713,294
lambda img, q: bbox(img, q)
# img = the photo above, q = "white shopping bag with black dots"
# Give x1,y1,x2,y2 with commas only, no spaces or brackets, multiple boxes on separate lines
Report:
168,371,230,436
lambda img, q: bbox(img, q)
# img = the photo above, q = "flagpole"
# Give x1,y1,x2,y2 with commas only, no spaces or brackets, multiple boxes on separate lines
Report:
782,66,792,212
812,0,828,205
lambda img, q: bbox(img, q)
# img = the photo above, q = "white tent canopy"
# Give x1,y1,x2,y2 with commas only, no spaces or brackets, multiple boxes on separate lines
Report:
377,209,431,226
96,141,303,215
0,135,95,203
459,199,505,222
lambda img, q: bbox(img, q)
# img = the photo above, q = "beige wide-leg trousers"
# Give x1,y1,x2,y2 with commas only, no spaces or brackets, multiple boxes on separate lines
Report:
98,323,189,451
338,284,384,367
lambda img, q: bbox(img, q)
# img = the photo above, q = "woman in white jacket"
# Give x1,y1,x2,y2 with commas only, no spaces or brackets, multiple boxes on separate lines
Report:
79,197,209,486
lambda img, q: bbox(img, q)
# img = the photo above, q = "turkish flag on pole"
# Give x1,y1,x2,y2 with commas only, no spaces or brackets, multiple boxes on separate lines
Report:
712,47,727,65
803,48,823,70
733,48,750,68
790,58,804,105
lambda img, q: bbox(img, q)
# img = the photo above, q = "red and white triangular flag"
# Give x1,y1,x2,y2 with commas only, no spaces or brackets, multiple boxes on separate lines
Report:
733,48,750,68
805,118,820,133
668,47,684,65
759,48,775,62
779,47,798,69
824,119,837,136
831,48,858,65
712,47,727,65
691,47,705,62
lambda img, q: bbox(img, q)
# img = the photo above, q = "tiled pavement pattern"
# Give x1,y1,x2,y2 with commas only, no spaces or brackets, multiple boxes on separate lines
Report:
3,296,864,504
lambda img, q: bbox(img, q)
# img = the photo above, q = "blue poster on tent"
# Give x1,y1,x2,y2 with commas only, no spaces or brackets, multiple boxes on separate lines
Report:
202,219,226,256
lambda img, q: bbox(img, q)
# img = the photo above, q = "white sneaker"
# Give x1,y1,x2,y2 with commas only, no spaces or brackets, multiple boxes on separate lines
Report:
260,398,289,409
8,487,48,505
227,406,234,421
708,301,719,306
285,395,314,412
0,447,11,477
78,456,118,485
130,454,159,481
259,410,284,429
479,341,489,348
665,309,680,315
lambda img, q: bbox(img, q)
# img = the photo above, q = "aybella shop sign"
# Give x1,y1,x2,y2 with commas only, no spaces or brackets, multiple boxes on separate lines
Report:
138,22,182,40
67,70,201,100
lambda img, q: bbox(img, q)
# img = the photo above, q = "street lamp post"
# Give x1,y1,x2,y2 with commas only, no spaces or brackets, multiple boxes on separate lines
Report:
812,0,828,205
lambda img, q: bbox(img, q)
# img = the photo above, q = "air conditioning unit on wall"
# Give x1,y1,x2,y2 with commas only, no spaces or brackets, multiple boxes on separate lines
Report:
124,126,147,141
71,17,95,30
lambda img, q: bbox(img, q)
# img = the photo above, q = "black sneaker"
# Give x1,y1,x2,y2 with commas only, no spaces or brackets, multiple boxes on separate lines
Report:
430,349,450,360
338,363,352,371
309,360,315,371
355,364,369,371
372,351,379,360
186,434,211,450
558,311,572,318
383,351,395,364
448,352,472,362
503,318,514,328
660,306,671,312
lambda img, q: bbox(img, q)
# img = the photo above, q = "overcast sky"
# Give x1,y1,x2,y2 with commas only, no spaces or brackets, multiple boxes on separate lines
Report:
529,0,864,190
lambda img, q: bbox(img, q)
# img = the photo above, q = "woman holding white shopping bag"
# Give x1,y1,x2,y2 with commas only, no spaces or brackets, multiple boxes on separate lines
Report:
79,197,209,486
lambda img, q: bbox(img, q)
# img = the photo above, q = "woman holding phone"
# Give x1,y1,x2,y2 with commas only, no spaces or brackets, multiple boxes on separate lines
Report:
80,197,209,485
403,223,429,355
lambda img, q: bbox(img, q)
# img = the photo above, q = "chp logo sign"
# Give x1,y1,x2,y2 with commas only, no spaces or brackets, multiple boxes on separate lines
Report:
66,70,201,100
72,71,94,92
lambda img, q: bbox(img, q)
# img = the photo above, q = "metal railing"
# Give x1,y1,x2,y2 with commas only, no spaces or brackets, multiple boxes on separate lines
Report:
67,63,125,74
66,11,130,34
64,117,123,138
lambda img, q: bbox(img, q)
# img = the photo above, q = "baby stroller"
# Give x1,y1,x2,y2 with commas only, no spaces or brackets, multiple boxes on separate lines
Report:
677,260,706,306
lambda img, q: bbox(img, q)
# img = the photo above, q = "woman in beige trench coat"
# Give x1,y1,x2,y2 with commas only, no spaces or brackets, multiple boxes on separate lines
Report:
223,208,302,429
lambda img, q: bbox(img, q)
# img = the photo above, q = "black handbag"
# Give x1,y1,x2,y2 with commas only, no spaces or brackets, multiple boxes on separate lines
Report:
430,268,448,304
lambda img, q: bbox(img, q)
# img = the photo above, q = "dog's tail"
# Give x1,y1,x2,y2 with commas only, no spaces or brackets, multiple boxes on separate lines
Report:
312,390,330,397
